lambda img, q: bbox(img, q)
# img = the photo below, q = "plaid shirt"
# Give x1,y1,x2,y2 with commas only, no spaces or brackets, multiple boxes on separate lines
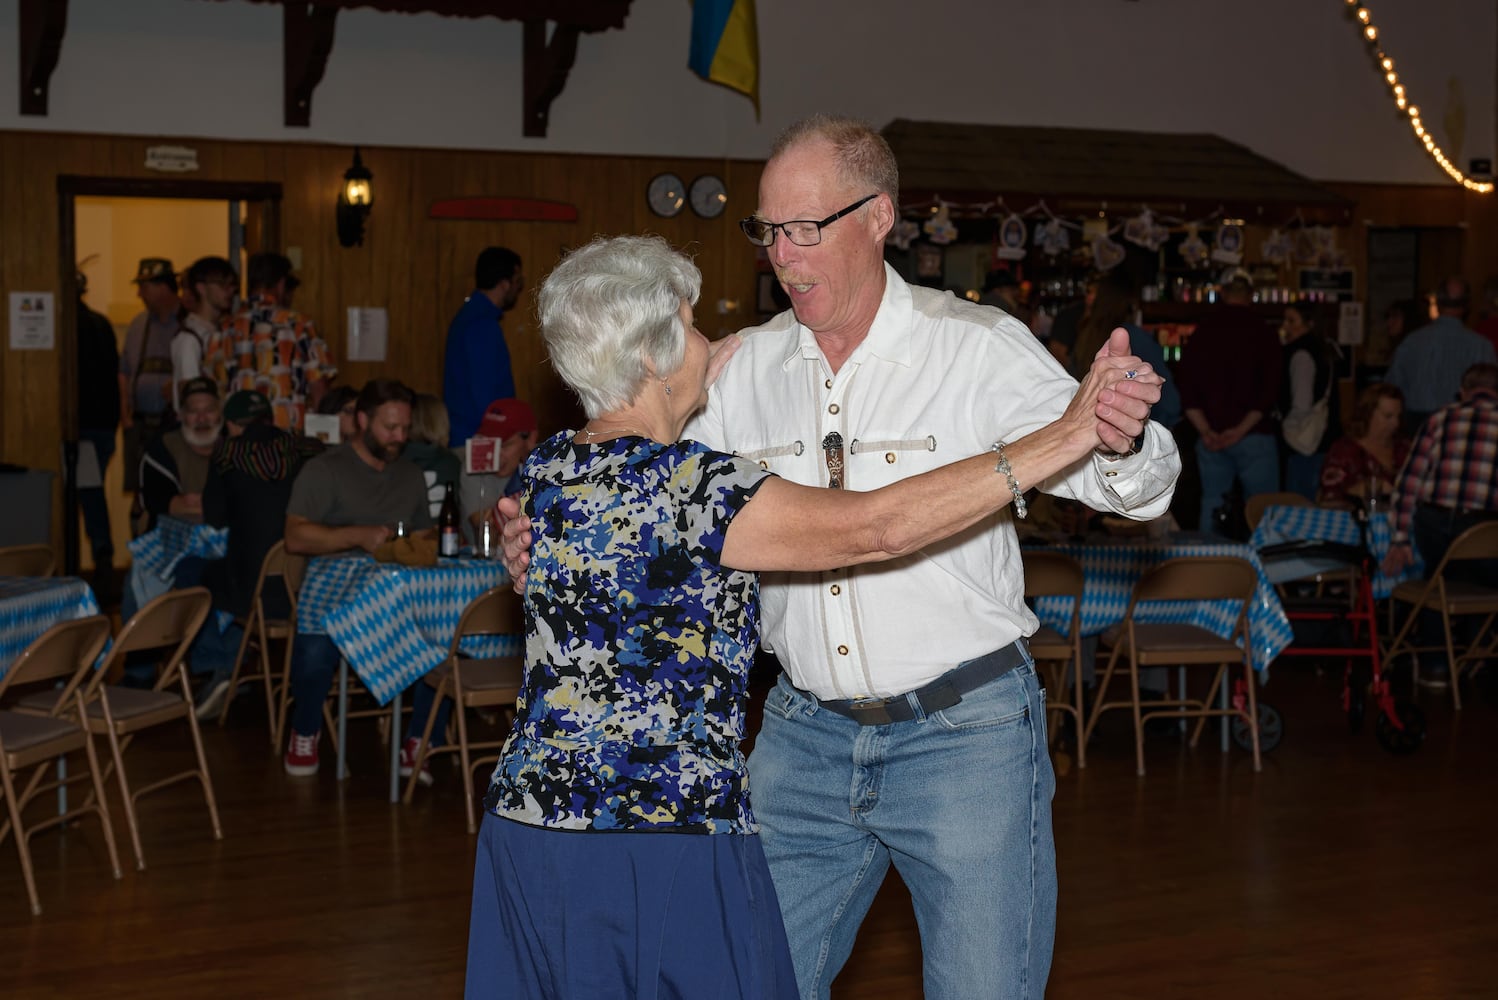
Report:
1389,391,1498,541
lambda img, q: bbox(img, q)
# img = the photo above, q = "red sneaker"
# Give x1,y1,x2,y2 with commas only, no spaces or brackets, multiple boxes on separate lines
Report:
400,737,434,788
284,731,320,776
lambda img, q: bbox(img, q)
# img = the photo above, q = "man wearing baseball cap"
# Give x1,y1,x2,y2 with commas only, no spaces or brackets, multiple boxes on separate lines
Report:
194,389,323,718
137,375,222,533
119,257,183,491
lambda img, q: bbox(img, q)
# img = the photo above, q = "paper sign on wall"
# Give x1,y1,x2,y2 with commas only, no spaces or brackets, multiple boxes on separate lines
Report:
346,307,388,362
1338,301,1365,346
9,292,55,350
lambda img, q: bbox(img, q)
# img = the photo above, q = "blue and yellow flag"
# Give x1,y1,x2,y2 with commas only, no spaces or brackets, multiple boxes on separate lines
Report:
688,0,759,116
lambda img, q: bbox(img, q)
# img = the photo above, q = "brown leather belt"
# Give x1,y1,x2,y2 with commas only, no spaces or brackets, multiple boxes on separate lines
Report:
805,640,1030,726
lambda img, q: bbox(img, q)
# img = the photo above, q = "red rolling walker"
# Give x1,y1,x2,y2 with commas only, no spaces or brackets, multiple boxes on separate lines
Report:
1257,507,1426,754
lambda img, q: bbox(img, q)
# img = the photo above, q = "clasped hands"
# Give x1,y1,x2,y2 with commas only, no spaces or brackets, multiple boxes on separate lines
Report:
1084,327,1163,455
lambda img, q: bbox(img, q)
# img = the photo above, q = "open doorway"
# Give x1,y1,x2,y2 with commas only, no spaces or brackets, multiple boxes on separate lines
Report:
58,178,282,580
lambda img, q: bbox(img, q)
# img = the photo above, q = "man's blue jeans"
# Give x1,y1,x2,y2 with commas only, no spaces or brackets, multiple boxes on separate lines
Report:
748,658,1056,1000
1284,450,1324,503
290,633,342,738
1196,433,1280,535
289,632,451,745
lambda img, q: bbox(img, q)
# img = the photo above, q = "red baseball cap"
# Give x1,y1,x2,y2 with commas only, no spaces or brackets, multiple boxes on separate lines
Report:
477,398,536,440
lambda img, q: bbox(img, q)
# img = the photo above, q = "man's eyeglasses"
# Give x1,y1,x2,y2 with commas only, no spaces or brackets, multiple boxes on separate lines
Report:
740,194,878,248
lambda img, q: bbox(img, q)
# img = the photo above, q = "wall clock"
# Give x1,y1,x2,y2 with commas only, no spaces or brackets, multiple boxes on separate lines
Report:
689,174,728,219
647,172,685,217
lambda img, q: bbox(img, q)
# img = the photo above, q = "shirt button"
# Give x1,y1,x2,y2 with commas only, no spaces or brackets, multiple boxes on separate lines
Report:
1104,470,1118,477
830,584,841,595
837,644,849,655
885,452,896,464
828,403,840,415
824,378,833,389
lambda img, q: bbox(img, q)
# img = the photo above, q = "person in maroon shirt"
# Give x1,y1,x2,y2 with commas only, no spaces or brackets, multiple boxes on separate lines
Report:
1176,277,1284,532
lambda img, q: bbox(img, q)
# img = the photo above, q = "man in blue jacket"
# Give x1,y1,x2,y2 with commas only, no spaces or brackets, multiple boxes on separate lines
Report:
443,247,524,446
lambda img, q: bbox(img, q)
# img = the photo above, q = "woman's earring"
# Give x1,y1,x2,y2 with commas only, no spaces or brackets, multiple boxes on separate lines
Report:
662,378,672,397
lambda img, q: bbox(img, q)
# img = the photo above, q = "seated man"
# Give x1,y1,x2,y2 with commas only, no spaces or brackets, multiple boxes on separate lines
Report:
193,390,324,718
281,379,432,776
137,375,223,533
124,375,223,620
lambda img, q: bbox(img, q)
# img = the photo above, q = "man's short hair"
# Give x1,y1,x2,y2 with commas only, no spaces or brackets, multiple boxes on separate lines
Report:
1461,362,1498,394
475,247,522,291
356,378,415,418
247,252,299,294
316,384,359,416
1224,276,1254,301
1435,276,1470,311
186,256,238,293
770,114,900,211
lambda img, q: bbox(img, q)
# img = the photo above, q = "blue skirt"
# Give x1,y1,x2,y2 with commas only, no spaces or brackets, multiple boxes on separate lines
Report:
466,815,799,1000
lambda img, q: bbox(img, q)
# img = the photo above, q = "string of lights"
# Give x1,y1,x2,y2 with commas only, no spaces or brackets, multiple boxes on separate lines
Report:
1343,0,1493,193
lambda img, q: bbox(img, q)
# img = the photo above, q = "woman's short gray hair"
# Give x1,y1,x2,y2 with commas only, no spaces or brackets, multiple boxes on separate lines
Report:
538,235,702,419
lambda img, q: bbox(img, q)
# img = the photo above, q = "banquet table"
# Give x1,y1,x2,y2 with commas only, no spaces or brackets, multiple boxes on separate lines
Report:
297,552,519,798
125,516,230,609
0,576,102,678
1247,505,1422,600
1023,533,1293,673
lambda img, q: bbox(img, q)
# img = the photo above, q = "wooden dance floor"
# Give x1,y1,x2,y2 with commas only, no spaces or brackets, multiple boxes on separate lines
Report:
2,663,1494,998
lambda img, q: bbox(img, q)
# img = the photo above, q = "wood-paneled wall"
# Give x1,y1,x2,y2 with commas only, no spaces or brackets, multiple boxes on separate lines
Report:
0,130,766,545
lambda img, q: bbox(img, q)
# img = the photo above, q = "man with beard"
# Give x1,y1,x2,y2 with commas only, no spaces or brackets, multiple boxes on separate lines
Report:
443,246,525,446
137,376,224,532
281,378,432,776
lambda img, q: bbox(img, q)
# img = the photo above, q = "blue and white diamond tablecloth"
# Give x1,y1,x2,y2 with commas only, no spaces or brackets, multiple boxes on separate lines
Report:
0,577,102,677
1024,536,1292,672
1247,505,1421,600
128,516,229,583
298,553,518,705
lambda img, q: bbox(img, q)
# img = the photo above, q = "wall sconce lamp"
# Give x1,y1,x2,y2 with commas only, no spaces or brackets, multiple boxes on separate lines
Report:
337,147,374,247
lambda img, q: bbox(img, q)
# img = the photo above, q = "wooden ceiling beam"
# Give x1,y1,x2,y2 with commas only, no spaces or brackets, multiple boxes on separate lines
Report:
522,20,581,138
284,3,340,127
19,0,68,116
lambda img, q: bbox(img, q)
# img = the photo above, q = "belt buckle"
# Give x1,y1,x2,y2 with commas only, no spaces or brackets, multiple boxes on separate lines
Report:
847,696,894,726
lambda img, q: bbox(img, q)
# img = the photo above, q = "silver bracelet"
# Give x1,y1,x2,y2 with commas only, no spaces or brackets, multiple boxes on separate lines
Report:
991,440,1027,519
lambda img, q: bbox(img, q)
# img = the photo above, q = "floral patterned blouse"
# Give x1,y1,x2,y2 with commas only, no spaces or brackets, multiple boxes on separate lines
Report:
1318,435,1410,508
483,432,771,834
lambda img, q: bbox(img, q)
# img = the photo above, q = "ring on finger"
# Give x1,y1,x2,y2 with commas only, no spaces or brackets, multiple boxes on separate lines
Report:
1124,369,1138,380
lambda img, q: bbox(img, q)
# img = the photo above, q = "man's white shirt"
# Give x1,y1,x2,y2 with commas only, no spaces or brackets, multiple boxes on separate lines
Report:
687,264,1179,701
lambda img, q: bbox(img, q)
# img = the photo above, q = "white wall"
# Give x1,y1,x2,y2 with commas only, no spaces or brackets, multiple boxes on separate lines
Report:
0,0,1490,186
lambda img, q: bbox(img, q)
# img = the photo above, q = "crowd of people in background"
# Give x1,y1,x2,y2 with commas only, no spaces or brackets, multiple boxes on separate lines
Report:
73,246,540,776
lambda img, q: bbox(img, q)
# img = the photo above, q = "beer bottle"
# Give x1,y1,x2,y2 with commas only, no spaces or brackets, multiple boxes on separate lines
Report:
439,482,461,557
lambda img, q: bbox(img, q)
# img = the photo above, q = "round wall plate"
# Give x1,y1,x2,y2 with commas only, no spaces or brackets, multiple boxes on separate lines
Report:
689,174,728,219
647,172,686,218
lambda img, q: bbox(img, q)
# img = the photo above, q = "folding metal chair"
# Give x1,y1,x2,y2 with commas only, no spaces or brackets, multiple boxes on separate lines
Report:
0,616,121,914
15,588,222,870
1022,550,1087,769
219,542,301,744
0,544,55,577
1084,556,1263,776
1384,520,1498,711
402,585,523,833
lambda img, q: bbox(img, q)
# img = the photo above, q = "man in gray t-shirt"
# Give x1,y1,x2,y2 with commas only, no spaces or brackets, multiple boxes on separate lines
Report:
282,379,432,778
